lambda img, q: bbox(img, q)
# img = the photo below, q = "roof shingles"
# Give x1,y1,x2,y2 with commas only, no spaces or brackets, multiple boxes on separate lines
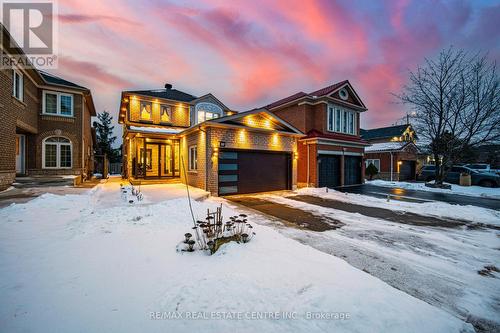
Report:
124,89,197,102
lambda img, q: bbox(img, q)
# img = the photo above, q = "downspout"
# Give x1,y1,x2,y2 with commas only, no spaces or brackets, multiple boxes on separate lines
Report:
307,143,310,187
390,152,393,182
81,96,85,178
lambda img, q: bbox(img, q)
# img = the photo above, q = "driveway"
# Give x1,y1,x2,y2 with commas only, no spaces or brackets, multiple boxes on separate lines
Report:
339,184,500,210
226,193,500,333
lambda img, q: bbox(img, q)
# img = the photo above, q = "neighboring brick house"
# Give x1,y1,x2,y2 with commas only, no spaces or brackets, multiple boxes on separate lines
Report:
119,84,302,195
361,124,419,181
0,24,96,190
267,81,370,188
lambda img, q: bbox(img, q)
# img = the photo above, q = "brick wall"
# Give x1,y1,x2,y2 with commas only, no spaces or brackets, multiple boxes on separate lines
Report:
0,67,39,189
127,94,190,127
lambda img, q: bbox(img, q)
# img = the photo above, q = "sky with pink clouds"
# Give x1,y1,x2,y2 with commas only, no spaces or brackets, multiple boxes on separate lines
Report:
45,0,500,143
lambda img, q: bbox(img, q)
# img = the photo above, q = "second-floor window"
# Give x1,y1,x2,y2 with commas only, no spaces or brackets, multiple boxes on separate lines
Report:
43,91,74,116
160,105,171,123
140,101,152,120
13,69,23,101
195,102,222,124
327,105,356,135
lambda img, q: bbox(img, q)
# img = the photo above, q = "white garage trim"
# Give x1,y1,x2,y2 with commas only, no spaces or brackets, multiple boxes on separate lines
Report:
318,150,363,156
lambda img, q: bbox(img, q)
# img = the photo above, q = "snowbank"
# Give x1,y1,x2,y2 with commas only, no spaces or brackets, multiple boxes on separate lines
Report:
0,181,473,332
369,179,500,199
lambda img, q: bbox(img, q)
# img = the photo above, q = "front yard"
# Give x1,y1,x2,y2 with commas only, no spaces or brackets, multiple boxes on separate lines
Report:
1,179,497,332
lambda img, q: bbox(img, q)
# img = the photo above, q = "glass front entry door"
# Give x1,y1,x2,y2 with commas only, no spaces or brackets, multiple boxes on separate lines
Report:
141,141,180,178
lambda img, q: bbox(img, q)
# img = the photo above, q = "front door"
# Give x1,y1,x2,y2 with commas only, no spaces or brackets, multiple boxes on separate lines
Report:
142,141,180,178
15,134,25,174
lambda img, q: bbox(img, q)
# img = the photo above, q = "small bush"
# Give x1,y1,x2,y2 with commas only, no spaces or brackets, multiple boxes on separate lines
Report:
366,163,379,180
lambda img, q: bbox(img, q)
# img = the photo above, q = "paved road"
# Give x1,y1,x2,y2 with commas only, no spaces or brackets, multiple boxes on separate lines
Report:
338,184,500,210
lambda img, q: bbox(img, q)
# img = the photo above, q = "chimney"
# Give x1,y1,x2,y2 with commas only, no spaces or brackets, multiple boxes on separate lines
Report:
165,83,172,90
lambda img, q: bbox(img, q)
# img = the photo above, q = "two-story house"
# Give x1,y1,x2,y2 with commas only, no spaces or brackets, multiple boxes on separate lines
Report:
361,124,419,181
118,84,302,195
0,24,96,191
267,81,369,188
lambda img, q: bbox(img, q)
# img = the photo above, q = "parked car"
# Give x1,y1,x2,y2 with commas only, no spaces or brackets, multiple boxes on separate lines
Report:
417,165,500,187
464,163,500,175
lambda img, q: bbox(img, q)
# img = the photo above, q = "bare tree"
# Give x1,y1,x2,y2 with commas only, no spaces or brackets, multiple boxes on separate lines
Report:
397,47,499,185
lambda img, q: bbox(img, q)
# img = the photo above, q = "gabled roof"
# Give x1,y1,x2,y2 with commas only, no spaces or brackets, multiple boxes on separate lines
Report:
123,88,197,103
266,80,366,110
361,124,411,141
191,93,233,111
266,92,308,109
309,80,348,97
39,71,88,90
205,108,303,135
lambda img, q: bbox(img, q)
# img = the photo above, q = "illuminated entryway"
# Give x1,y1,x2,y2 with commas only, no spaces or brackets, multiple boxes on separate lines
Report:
133,138,180,179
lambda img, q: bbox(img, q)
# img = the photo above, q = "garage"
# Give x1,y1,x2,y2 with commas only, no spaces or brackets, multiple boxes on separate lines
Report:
218,150,291,195
344,156,362,185
399,160,416,181
318,155,341,188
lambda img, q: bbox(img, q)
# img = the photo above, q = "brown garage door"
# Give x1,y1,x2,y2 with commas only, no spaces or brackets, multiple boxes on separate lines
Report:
218,150,291,195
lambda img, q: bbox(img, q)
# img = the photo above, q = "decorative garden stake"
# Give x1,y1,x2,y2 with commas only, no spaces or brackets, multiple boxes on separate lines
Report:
187,240,196,252
241,233,249,243
179,205,255,255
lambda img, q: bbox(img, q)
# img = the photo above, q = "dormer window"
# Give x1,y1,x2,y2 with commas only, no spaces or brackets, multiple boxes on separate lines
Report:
160,105,171,123
140,101,152,120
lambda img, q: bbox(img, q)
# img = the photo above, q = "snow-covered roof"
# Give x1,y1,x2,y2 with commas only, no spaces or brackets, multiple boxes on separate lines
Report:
128,126,185,135
365,141,409,152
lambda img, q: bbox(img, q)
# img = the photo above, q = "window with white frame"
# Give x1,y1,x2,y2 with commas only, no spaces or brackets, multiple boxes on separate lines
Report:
140,101,152,120
195,102,222,124
43,137,72,168
43,91,74,116
365,159,380,171
13,69,23,101
327,105,357,135
188,145,197,171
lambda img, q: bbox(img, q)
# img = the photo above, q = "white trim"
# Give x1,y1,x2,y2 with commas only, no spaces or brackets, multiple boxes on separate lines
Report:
365,158,380,170
318,150,363,156
42,136,73,169
42,90,74,117
12,68,24,101
188,145,197,171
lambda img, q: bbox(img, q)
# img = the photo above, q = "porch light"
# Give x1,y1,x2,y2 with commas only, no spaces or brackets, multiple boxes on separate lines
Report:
212,147,219,158
294,151,298,160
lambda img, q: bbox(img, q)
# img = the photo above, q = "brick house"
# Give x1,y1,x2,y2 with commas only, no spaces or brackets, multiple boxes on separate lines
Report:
0,24,96,190
361,124,419,181
266,81,370,188
119,84,302,195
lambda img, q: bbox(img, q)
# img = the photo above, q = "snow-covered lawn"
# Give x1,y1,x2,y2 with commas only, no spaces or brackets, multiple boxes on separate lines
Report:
369,179,500,199
0,180,473,332
252,188,500,330
295,187,500,227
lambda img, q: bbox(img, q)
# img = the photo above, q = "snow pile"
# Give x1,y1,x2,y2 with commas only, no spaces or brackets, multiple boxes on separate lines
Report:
0,181,473,332
369,179,500,199
295,187,500,226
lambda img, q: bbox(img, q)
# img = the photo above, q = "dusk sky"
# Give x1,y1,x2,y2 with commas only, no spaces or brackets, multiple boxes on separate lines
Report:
48,0,500,143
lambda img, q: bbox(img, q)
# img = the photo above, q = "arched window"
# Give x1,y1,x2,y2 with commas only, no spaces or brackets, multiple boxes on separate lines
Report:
195,102,222,124
43,137,72,168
